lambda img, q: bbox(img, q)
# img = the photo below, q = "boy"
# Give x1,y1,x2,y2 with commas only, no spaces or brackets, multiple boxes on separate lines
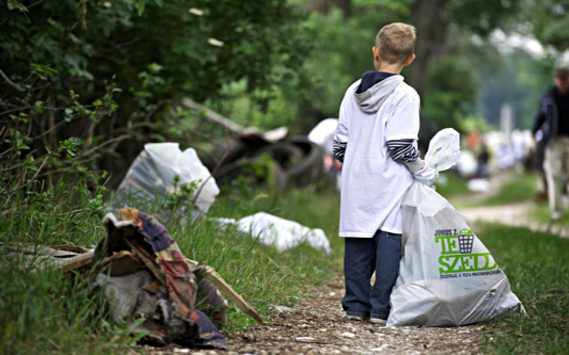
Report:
332,23,436,325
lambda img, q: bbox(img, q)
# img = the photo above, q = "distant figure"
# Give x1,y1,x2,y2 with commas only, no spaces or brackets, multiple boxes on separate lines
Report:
476,143,490,178
511,129,525,172
532,67,569,220
497,140,514,170
308,118,338,155
308,118,342,189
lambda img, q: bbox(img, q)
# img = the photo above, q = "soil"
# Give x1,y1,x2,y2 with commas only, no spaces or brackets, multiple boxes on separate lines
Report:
454,172,569,239
145,274,487,355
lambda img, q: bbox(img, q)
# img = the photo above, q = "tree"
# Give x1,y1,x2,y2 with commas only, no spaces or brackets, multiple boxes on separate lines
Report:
407,0,522,99
0,0,311,185
521,0,569,51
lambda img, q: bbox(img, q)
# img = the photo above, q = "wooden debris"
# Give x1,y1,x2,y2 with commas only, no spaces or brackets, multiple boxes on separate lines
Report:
186,258,264,325
96,250,143,277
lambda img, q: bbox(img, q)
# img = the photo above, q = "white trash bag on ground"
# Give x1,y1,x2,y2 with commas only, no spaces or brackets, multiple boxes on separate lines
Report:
387,129,525,326
220,212,332,257
115,143,219,213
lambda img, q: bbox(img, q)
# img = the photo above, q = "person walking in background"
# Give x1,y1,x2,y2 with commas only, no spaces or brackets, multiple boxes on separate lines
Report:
532,67,569,221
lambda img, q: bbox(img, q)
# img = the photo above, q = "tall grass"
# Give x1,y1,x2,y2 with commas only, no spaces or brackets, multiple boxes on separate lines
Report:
477,223,569,354
0,174,341,352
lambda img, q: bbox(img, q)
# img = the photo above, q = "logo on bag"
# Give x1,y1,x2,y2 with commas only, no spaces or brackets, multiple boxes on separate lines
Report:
434,229,501,279
431,147,442,157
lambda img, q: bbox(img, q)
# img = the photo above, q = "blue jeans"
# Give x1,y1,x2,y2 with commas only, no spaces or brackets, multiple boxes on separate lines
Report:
342,230,401,320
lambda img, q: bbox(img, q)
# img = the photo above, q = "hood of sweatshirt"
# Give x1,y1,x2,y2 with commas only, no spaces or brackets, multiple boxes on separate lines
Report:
354,71,404,114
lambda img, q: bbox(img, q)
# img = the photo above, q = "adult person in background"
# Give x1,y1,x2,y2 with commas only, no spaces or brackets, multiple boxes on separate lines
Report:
532,67,569,221
308,118,343,189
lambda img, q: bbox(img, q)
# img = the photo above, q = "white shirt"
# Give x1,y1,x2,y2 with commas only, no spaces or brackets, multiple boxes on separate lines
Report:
335,79,420,237
308,118,338,155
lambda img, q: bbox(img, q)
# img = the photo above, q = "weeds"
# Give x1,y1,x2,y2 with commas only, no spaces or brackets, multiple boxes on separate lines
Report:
477,223,569,354
1,171,340,352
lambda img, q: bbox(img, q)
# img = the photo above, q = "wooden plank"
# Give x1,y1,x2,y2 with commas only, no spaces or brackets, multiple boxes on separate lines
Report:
186,258,264,325
181,98,245,134
96,250,144,277
125,239,168,286
60,252,95,273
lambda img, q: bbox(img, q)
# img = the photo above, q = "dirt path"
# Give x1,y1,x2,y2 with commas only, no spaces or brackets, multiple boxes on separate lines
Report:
458,201,569,238
149,274,486,355
453,172,569,238
223,277,485,355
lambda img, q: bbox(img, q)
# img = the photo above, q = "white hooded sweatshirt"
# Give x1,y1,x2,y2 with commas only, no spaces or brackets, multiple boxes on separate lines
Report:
334,75,420,236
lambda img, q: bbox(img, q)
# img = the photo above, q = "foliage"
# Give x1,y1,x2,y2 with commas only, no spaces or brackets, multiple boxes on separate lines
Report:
0,0,312,185
478,224,569,354
447,0,521,36
0,64,119,228
0,0,309,101
210,3,412,133
422,58,478,132
473,47,553,129
521,0,569,52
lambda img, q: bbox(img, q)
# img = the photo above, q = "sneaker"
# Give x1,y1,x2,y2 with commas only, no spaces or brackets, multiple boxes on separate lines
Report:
370,318,386,325
347,315,369,321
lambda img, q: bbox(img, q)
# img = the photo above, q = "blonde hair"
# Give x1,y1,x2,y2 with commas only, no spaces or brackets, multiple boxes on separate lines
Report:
375,23,416,65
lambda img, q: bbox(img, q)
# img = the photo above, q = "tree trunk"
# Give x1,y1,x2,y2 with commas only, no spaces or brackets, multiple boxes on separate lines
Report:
407,0,449,100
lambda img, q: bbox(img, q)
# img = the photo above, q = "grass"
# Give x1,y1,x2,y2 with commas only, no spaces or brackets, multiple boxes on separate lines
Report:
434,172,470,199
478,173,537,207
530,202,569,226
5,167,564,354
476,223,569,354
443,172,539,208
0,178,341,354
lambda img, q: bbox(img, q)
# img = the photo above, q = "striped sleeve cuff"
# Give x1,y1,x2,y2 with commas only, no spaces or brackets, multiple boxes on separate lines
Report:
386,139,420,163
333,140,347,163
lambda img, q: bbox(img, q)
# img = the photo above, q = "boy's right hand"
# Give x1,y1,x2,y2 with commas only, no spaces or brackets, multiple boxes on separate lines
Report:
413,161,438,186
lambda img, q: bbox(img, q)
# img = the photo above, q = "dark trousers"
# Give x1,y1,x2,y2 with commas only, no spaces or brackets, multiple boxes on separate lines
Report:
342,230,401,320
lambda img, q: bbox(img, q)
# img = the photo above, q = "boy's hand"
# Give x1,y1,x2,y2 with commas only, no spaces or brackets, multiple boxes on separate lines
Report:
413,161,438,186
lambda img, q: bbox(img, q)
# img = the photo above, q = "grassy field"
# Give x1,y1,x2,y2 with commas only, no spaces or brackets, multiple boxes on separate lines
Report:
3,169,567,355
0,181,342,354
477,223,569,354
479,173,538,207
441,172,539,208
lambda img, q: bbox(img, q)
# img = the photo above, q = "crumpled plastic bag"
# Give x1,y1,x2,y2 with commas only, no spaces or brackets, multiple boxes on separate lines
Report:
387,129,525,326
115,143,219,213
425,128,461,172
220,212,332,257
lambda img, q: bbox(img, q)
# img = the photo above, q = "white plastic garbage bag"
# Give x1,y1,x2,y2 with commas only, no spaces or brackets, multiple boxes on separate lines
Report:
222,212,332,257
387,129,524,326
115,143,220,213
424,128,461,172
